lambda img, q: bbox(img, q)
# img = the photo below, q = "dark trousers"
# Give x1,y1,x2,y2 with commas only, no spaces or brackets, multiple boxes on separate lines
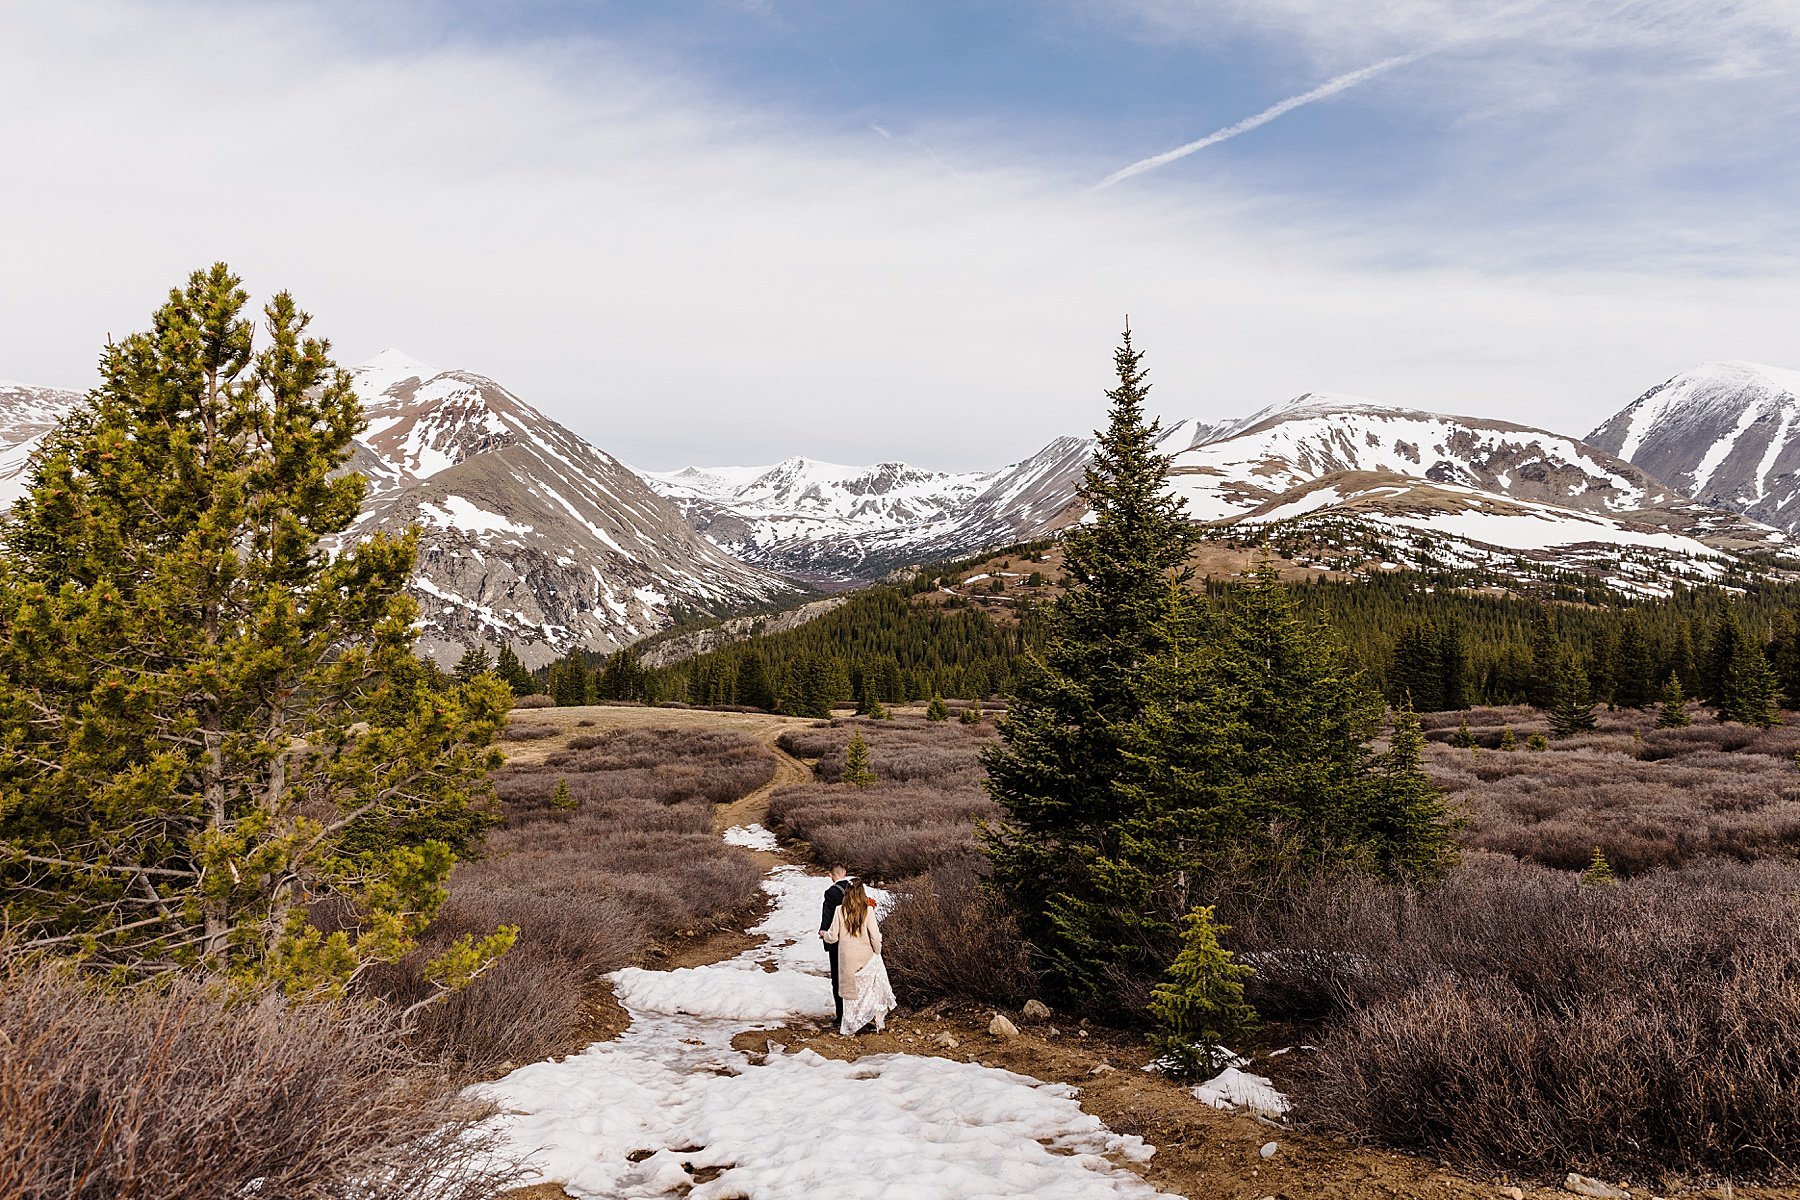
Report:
825,942,843,1025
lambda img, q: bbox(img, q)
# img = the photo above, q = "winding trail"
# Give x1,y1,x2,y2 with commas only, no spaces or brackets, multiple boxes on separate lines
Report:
474,713,1175,1199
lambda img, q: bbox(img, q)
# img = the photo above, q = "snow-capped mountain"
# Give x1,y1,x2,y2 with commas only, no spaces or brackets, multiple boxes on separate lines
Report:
1585,362,1800,534
643,435,1093,582
344,353,796,663
0,382,83,506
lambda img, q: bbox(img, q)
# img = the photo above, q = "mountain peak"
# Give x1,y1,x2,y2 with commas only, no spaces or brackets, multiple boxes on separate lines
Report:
352,349,437,402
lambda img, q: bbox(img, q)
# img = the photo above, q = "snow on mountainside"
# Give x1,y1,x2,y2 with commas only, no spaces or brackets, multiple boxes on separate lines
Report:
345,354,797,664
1586,362,1800,535
643,434,1095,583
0,382,83,507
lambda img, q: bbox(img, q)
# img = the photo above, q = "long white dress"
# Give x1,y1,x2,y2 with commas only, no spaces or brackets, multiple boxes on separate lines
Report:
841,952,897,1035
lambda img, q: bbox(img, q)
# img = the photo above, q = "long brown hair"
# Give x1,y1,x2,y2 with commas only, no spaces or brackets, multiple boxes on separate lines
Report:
841,880,872,936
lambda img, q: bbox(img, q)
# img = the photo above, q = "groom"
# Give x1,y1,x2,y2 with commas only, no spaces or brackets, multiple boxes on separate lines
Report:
818,864,849,1027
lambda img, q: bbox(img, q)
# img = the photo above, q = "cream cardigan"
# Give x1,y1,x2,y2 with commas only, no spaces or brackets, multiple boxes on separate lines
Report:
822,903,882,999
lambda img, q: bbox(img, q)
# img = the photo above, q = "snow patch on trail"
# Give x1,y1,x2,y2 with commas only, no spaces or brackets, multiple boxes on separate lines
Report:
1192,1066,1290,1117
469,863,1171,1198
720,822,779,851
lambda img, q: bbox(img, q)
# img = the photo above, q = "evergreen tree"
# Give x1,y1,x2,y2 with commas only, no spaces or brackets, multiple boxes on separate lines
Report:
551,777,577,811
1527,731,1550,751
982,327,1196,1004
0,265,512,992
1700,611,1742,704
1449,718,1475,749
1145,906,1258,1079
842,732,875,788
1438,618,1471,711
1656,672,1692,728
549,649,591,707
1581,846,1616,886
1718,628,1779,727
1388,621,1444,711
455,644,493,683
1527,610,1560,709
1547,646,1597,736
959,699,984,725
596,649,647,702
1612,612,1653,709
737,653,776,711
494,643,535,696
1498,726,1517,751
785,654,835,719
926,694,950,721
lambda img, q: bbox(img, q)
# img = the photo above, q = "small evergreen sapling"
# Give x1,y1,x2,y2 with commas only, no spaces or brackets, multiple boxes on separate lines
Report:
552,777,577,811
960,699,984,725
842,733,876,788
1146,906,1258,1079
926,695,950,722
1450,718,1476,749
1527,732,1549,751
1581,846,1616,886
1498,726,1517,751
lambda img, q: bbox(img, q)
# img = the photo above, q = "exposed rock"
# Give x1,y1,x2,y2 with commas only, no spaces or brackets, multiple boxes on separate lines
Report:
932,1031,959,1049
1259,1141,1278,1160
1088,1064,1116,1076
988,1013,1020,1037
1563,1173,1630,1199
1020,998,1052,1021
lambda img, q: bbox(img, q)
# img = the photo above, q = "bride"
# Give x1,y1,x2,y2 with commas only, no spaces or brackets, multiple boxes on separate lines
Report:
821,878,897,1036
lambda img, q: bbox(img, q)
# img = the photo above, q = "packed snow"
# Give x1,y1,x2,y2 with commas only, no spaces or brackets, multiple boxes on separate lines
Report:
469,857,1172,1198
721,823,779,851
418,495,533,537
1191,1067,1290,1117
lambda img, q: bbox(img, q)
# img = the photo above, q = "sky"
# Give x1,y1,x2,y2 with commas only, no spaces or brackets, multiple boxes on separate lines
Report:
3,0,1800,471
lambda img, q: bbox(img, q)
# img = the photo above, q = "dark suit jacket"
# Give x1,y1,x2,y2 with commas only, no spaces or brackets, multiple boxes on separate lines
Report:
820,879,849,936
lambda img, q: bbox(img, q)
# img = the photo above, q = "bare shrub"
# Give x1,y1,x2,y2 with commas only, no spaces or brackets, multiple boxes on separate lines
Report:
511,694,554,709
882,865,1035,1005
500,722,559,741
0,959,514,1200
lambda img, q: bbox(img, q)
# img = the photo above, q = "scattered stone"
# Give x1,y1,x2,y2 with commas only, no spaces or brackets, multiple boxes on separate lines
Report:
1077,1030,1089,1039
1259,1141,1278,1160
1505,1188,1524,1200
1564,1173,1630,1199
1089,1063,1117,1076
1046,1026,1061,1037
989,1013,1020,1037
1021,999,1053,1021
933,1031,959,1049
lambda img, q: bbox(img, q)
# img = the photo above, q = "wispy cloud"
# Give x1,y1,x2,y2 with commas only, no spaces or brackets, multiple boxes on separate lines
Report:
1096,52,1425,188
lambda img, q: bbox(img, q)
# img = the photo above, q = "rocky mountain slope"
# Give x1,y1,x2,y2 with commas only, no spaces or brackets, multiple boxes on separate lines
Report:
0,356,796,664
643,434,1095,583
341,353,796,663
1586,361,1800,534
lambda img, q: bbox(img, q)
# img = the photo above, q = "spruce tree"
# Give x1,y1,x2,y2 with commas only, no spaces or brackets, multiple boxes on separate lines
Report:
1498,726,1517,751
1581,846,1616,886
1388,621,1444,711
842,732,875,788
549,649,591,707
455,644,493,683
1527,731,1549,751
494,643,535,697
0,265,512,992
1612,612,1653,709
1700,611,1742,705
1438,618,1471,711
1718,629,1779,727
785,654,835,719
1657,672,1692,728
960,698,984,725
982,326,1195,1004
552,777,577,811
737,653,776,711
1450,718,1475,749
1145,906,1258,1079
1547,646,1597,737
926,694,950,721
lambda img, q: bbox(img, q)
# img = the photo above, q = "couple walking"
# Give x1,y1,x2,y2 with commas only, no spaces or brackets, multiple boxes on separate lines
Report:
818,864,898,1036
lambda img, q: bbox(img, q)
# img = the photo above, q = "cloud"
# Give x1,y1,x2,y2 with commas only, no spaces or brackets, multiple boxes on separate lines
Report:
1096,52,1426,188
1,0,1798,475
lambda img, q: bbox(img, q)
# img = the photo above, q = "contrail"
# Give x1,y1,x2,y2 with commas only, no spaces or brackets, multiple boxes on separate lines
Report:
1096,52,1426,189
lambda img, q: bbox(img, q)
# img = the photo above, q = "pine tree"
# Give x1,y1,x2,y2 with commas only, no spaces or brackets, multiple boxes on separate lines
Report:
1527,610,1560,709
785,654,835,719
1612,611,1653,709
926,694,950,721
960,699,983,725
1718,627,1779,727
1657,672,1692,728
1498,726,1517,751
737,653,776,711
494,643,535,697
551,777,577,811
549,649,591,707
1450,718,1475,749
1547,646,1597,737
1527,731,1549,751
1581,846,1616,886
842,732,875,787
0,265,512,993
1145,906,1258,1079
982,326,1196,1004
455,644,493,683
1388,621,1444,711
1438,618,1471,711
1700,611,1743,705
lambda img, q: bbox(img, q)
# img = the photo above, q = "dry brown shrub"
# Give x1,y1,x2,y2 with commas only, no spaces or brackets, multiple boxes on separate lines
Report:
511,694,554,709
0,959,514,1200
500,722,559,741
882,865,1035,1005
